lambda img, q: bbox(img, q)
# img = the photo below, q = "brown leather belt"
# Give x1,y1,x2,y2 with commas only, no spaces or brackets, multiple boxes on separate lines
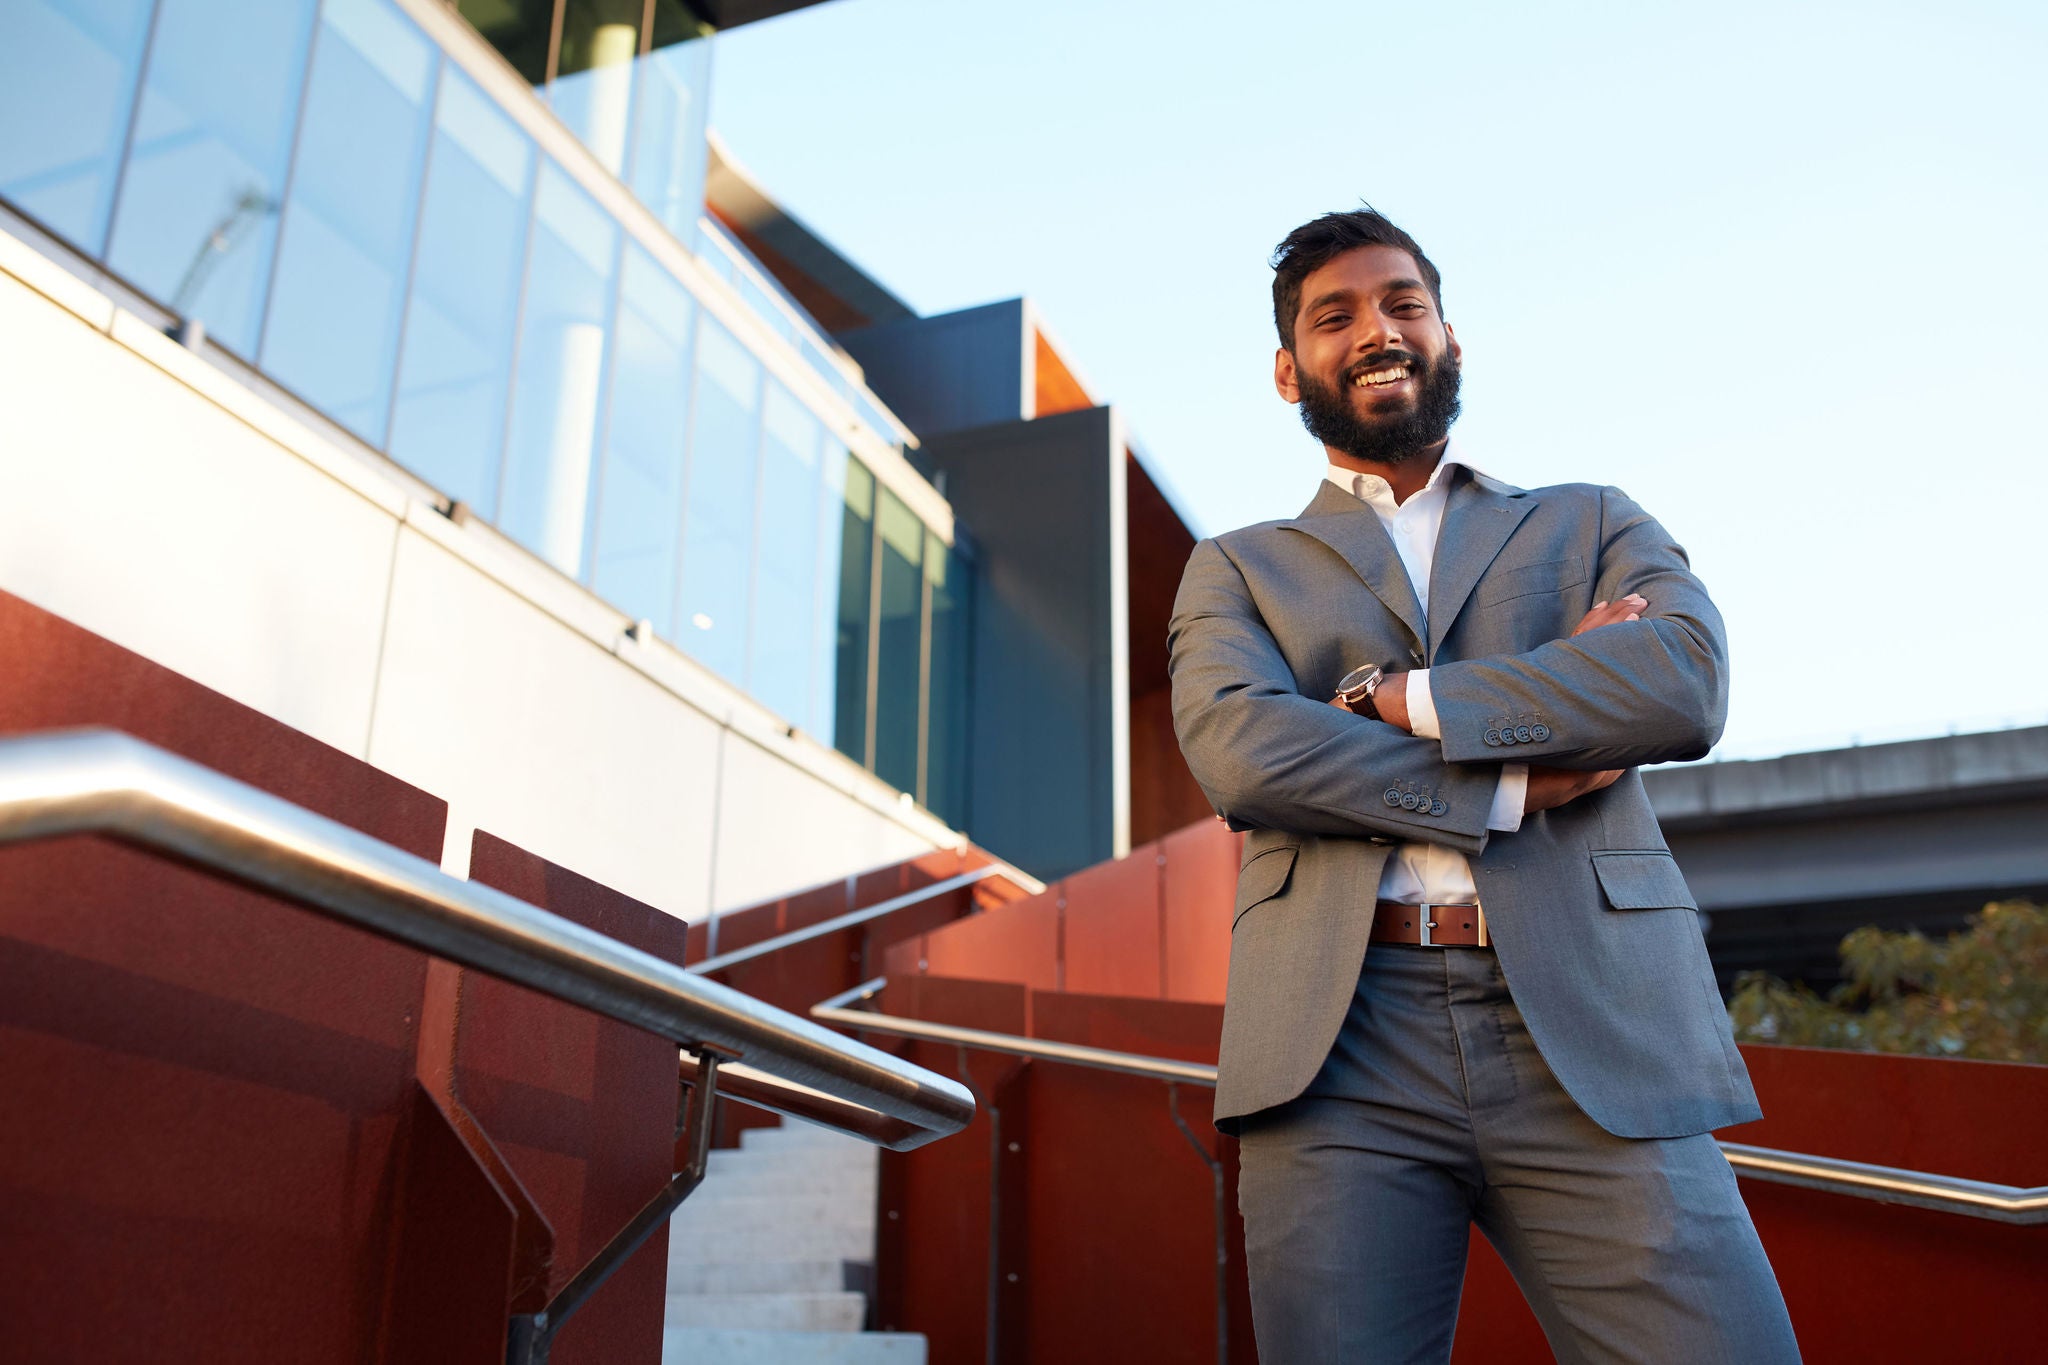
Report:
1372,900,1491,948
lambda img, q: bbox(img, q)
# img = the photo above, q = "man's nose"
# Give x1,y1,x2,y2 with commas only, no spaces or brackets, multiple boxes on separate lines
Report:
1355,315,1399,355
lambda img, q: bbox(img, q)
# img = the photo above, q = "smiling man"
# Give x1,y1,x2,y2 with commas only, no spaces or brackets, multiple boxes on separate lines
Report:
1167,209,1800,1363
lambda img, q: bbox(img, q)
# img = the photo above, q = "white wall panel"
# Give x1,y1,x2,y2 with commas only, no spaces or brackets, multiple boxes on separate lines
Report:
711,731,939,912
0,272,395,756
369,524,720,920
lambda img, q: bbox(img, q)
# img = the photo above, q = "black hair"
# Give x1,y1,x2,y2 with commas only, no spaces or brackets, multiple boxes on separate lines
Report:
1270,207,1444,351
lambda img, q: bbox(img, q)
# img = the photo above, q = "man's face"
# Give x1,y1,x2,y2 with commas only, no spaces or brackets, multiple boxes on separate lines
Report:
1274,244,1462,466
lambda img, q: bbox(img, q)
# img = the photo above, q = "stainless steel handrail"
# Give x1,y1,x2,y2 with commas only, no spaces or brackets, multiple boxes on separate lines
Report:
0,729,973,1152
688,863,1028,977
816,977,2048,1225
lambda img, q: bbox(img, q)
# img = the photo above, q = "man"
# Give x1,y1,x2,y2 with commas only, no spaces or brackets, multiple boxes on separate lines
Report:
1167,209,1799,1363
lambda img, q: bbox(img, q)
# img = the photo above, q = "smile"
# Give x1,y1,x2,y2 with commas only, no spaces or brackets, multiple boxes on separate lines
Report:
1353,365,1410,389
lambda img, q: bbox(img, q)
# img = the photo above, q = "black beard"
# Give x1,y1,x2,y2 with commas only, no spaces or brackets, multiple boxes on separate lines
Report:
1296,348,1462,466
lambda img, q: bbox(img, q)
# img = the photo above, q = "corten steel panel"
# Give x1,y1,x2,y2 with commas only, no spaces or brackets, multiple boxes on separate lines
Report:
1031,991,1224,1069
919,895,1064,995
0,591,451,1363
458,832,692,1365
1059,841,1166,999
1125,451,1211,847
1161,820,1239,1004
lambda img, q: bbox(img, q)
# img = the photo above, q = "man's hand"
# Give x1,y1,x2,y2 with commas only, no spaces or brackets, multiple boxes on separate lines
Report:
1573,594,1646,635
1329,672,1414,731
1523,765,1623,814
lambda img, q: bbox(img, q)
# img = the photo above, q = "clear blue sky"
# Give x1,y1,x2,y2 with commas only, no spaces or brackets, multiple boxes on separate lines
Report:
710,0,2048,760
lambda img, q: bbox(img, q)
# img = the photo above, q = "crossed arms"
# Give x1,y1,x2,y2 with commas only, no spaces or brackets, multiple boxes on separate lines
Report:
1166,486,1727,852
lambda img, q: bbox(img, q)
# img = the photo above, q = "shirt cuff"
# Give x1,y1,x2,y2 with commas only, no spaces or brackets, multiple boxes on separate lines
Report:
1405,669,1440,739
1488,764,1528,833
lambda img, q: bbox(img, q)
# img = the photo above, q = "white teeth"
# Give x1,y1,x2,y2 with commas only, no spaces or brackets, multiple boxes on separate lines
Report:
1355,366,1409,387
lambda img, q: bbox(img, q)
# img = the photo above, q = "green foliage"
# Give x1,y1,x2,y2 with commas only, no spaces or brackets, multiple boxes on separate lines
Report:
1727,900,2048,1065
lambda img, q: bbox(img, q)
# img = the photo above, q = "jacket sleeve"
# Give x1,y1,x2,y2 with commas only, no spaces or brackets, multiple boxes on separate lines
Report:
1427,486,1729,770
1168,537,1501,853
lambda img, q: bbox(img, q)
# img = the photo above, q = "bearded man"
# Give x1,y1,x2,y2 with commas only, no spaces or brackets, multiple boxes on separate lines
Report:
1167,209,1801,1363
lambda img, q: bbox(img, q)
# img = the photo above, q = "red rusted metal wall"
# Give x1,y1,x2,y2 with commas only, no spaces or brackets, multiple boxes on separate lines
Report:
878,814,2048,1363
0,592,685,1363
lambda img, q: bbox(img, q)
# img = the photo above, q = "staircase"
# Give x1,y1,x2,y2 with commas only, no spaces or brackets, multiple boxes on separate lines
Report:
664,1121,926,1363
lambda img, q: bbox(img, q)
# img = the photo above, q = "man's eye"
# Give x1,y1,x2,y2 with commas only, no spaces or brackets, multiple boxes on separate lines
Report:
1318,314,1349,328
1392,303,1425,316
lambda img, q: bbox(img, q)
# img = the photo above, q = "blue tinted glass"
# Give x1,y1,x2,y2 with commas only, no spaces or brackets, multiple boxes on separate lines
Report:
810,441,848,744
925,533,972,827
832,458,873,765
500,161,618,575
550,0,640,177
105,0,318,354
625,31,710,241
260,0,436,443
590,243,695,630
738,270,795,342
872,487,924,795
0,0,153,251
388,69,533,510
748,381,823,725
676,317,760,684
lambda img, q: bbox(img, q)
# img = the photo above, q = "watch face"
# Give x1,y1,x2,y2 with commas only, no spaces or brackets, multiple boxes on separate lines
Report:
1336,665,1379,700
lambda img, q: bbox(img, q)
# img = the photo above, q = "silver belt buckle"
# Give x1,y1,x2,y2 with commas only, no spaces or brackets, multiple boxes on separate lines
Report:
1416,902,1441,948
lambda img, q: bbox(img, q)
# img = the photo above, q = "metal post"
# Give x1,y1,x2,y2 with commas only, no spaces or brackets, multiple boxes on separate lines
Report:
505,1047,725,1365
955,1043,1003,1365
1167,1081,1229,1365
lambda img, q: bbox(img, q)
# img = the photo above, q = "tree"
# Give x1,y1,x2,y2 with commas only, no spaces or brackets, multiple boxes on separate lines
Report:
1727,900,2048,1065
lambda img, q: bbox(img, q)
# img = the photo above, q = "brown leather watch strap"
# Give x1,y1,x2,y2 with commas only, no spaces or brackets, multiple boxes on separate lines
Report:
1371,900,1489,947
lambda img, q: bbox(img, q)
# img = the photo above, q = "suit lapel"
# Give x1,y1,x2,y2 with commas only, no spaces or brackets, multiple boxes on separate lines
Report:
1286,480,1427,647
1427,470,1537,660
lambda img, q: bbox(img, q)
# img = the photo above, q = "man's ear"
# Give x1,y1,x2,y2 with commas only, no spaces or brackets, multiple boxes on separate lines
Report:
1273,347,1301,403
1445,323,1462,367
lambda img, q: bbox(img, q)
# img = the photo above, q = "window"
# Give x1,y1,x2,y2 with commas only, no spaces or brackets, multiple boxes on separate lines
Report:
872,486,923,795
551,0,640,176
833,459,876,766
676,316,761,682
748,381,824,726
627,5,711,241
925,532,973,826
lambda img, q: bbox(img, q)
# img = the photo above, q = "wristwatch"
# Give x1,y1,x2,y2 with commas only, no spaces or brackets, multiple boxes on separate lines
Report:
1333,664,1385,719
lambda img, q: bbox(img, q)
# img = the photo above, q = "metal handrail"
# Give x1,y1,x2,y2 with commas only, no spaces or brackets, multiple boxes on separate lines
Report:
0,729,974,1152
815,977,2048,1225
688,863,1028,977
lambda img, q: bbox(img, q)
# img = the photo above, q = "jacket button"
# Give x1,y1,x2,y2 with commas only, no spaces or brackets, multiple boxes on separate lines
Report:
1383,788,1403,807
1429,799,1447,816
1400,793,1420,811
1484,728,1502,746
1514,725,1534,743
1498,729,1517,746
1531,723,1551,741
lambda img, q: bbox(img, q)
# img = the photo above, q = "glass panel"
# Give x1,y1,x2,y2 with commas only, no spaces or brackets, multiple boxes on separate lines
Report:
388,68,532,512
810,440,848,745
589,242,694,630
259,0,436,444
676,316,760,682
626,7,710,241
0,0,154,252
551,0,640,176
748,381,823,725
925,532,972,827
501,160,618,575
872,487,924,795
833,459,875,766
105,0,319,355
454,0,550,86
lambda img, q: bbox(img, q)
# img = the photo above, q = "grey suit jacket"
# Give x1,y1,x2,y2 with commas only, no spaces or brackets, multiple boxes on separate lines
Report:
1168,469,1759,1140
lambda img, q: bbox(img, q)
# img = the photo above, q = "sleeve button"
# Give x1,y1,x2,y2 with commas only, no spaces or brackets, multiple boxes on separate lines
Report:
1484,728,1503,746
1531,723,1551,741
1514,725,1534,743
1430,799,1447,816
1383,788,1404,807
1400,793,1420,811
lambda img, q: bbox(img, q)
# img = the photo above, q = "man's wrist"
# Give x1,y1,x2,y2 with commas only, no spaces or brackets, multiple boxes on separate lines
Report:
1376,672,1414,734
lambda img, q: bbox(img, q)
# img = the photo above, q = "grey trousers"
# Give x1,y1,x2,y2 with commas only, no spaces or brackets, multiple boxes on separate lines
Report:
1235,944,1801,1365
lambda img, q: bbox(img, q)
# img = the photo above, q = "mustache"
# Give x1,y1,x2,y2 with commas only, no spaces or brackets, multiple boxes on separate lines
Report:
1344,350,1428,384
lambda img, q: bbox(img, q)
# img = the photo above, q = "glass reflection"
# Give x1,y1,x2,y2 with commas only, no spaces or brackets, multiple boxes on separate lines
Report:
834,460,876,766
552,0,641,176
454,0,550,86
261,0,436,443
925,532,972,826
590,243,695,630
0,0,154,252
628,6,711,241
809,441,849,745
388,68,533,513
749,381,824,726
501,160,619,575
676,316,761,683
872,486,923,795
105,0,319,355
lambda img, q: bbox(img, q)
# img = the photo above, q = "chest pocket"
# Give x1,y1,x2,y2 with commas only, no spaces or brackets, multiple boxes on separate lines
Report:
1591,850,1699,911
1476,555,1587,608
1232,845,1299,928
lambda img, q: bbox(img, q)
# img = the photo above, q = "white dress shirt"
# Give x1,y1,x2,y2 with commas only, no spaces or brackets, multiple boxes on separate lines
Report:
1324,448,1528,904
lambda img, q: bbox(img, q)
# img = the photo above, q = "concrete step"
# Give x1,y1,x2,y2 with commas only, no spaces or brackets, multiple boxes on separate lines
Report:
669,1212,873,1265
664,1291,866,1332
737,1123,881,1156
702,1161,880,1203
674,1192,874,1235
667,1258,849,1296
660,1327,926,1365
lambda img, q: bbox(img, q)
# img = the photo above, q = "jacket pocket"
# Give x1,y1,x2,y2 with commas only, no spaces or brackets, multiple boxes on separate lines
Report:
1476,555,1588,607
1591,850,1698,911
1232,845,1299,928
